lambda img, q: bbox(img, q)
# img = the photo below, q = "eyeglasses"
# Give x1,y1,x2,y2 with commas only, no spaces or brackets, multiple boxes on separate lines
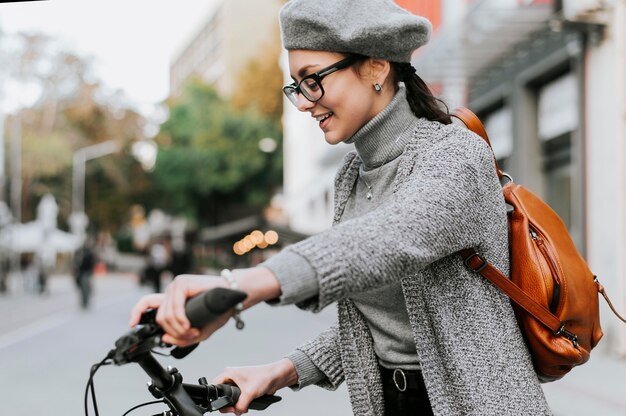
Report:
283,56,360,107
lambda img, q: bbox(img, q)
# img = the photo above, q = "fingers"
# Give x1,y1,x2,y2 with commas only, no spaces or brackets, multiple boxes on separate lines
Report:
155,274,231,344
212,367,271,415
160,329,201,347
156,278,191,337
213,371,253,414
131,275,231,346
129,293,164,326
159,312,229,346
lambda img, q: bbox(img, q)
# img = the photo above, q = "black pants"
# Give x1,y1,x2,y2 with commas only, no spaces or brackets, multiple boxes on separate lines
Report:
380,367,433,416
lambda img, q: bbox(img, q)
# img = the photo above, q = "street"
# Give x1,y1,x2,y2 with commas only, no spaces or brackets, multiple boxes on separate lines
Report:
0,273,351,416
0,273,625,415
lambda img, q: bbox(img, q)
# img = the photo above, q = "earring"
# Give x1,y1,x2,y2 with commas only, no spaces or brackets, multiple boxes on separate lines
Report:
374,83,382,92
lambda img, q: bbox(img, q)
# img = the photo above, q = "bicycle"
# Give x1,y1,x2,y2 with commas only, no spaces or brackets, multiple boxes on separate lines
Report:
85,287,282,415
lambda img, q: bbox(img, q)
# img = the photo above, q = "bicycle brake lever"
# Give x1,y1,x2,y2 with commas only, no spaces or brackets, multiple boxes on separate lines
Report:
112,323,162,364
171,343,199,359
139,308,158,325
208,396,234,411
249,395,282,410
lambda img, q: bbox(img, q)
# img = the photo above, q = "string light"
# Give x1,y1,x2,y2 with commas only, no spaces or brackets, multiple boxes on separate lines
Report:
264,230,279,245
232,230,280,255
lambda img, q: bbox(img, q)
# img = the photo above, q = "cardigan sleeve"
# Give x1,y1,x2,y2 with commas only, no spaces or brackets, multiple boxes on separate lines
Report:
276,128,506,312
286,323,345,391
259,250,318,306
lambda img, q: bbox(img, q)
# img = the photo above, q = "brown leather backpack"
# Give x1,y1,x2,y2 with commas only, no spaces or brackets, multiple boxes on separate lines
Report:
453,107,626,382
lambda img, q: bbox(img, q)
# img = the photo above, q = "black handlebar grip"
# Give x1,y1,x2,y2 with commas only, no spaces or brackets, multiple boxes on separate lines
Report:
214,384,282,410
184,287,247,328
217,384,241,403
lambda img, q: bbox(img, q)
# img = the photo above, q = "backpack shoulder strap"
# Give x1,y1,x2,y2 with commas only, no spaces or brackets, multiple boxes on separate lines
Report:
460,248,564,333
451,107,504,180
453,109,563,333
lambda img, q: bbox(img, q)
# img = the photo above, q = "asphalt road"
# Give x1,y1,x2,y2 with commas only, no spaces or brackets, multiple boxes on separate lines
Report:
1,273,625,416
0,273,351,416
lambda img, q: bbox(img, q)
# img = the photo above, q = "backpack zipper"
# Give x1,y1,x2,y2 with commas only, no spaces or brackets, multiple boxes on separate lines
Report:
530,226,562,313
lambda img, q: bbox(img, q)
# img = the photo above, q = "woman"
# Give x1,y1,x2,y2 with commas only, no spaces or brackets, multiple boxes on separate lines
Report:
130,0,552,414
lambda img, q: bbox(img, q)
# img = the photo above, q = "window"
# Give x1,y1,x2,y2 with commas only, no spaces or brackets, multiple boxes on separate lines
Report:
484,106,513,173
542,133,572,228
537,72,578,232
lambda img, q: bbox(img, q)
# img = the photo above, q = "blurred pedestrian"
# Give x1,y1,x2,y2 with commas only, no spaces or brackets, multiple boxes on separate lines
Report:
168,235,193,277
35,243,56,295
129,1,551,415
0,254,8,294
74,238,96,309
144,238,170,293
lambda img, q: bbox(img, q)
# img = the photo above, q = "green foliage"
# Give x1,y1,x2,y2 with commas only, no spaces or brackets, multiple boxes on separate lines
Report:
151,80,282,226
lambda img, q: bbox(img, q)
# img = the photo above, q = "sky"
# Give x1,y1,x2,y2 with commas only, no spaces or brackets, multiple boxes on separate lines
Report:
0,0,220,116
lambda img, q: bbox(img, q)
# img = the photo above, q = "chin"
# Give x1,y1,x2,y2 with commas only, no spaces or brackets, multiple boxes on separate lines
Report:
323,133,347,145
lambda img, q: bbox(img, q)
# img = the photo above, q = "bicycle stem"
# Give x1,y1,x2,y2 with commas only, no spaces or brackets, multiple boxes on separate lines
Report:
138,353,205,416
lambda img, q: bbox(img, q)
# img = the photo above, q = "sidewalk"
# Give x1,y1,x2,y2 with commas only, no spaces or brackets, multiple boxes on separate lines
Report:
542,352,626,415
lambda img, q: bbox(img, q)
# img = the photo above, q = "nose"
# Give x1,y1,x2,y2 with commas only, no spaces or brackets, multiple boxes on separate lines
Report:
295,94,314,112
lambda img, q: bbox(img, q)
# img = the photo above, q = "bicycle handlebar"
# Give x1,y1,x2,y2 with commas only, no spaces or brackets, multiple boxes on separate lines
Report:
184,287,247,328
97,287,281,415
112,287,248,365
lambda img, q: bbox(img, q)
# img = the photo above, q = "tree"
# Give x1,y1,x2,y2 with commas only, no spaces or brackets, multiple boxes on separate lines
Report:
230,35,284,126
151,79,282,226
2,33,150,231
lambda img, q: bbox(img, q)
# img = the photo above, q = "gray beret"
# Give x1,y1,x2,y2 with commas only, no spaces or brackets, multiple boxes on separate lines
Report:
279,0,432,63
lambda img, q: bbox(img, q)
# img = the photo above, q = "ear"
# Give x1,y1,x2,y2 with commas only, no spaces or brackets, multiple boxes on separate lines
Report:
363,58,391,85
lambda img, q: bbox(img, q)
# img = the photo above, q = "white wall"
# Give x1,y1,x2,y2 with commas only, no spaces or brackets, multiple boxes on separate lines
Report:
280,51,348,235
584,0,626,354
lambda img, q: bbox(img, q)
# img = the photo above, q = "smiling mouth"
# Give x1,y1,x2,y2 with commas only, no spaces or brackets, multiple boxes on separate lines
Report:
315,112,333,122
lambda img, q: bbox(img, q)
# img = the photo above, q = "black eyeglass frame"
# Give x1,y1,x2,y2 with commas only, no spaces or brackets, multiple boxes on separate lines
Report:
283,56,360,106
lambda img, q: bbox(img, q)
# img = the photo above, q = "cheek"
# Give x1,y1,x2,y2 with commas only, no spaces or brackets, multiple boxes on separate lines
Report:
341,89,375,126
321,78,377,136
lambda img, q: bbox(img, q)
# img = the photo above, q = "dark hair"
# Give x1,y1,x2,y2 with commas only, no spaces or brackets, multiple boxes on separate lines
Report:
347,54,451,125
391,62,451,125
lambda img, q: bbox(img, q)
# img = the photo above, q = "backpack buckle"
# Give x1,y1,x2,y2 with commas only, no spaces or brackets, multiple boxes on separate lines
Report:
463,252,488,273
554,323,580,349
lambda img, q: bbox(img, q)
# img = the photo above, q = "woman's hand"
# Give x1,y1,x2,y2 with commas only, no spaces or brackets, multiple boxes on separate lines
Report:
213,358,298,415
129,274,227,345
128,268,282,346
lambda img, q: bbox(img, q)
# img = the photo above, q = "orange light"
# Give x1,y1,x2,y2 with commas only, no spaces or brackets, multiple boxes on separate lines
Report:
264,230,279,245
250,230,264,245
233,242,244,255
257,240,269,249
239,239,251,251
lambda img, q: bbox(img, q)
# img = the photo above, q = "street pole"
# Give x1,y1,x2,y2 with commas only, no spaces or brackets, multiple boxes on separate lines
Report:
70,140,119,239
0,113,5,203
10,113,21,223
7,113,21,279
72,140,120,214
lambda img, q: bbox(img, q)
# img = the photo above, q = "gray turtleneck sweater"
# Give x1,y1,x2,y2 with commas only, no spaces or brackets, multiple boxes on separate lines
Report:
263,87,420,376
260,87,550,415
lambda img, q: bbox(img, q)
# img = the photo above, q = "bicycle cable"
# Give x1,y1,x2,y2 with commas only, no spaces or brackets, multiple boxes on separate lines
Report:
84,350,115,416
121,399,167,416
150,349,171,357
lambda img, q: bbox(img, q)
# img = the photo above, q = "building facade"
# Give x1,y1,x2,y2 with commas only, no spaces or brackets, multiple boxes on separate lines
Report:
170,0,282,98
414,0,626,355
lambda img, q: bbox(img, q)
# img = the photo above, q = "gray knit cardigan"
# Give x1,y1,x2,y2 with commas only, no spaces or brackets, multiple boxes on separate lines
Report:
280,118,552,415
